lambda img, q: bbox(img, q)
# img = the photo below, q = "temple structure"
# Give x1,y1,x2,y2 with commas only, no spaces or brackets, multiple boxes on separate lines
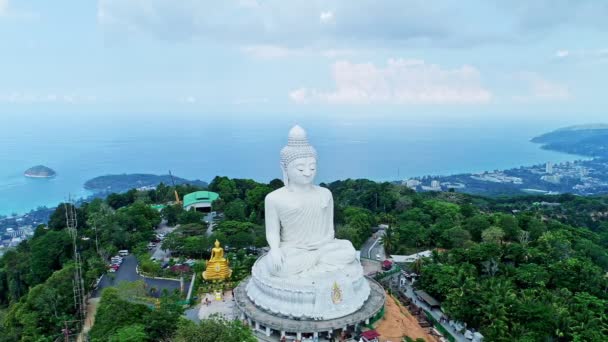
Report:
234,126,385,340
202,240,232,281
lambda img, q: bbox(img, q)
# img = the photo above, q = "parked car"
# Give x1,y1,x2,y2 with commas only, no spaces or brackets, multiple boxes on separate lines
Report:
118,250,129,256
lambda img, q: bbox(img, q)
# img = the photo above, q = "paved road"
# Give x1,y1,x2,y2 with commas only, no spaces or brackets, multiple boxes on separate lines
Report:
360,229,386,260
92,255,188,298
151,220,178,262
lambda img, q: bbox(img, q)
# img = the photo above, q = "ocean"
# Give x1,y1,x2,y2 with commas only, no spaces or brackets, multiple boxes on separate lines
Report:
0,113,578,216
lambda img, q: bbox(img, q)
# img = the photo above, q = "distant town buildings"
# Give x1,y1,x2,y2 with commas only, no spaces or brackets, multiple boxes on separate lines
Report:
0,225,35,252
471,172,523,184
404,179,421,189
421,180,442,191
546,162,553,174
541,174,562,184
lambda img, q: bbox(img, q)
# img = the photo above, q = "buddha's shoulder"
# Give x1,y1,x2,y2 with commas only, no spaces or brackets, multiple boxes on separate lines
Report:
314,185,332,197
265,187,287,202
265,186,332,202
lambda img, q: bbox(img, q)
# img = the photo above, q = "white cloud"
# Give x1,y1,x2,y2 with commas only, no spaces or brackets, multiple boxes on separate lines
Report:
0,92,96,104
553,48,608,61
237,0,259,9
234,97,269,105
513,72,570,101
178,96,197,104
95,1,533,49
320,49,355,58
290,59,492,105
289,88,309,104
242,45,354,60
320,11,334,24
0,0,8,15
242,45,300,59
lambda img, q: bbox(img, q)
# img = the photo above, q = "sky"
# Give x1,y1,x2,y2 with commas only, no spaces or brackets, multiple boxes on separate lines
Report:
0,0,607,122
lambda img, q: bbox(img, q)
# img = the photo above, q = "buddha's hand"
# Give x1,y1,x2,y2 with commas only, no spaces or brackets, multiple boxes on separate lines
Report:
268,248,284,273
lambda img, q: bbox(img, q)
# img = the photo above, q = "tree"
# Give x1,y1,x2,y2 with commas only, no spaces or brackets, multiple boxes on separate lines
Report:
245,185,272,222
178,208,204,225
48,203,86,230
268,178,284,190
464,215,491,242
496,214,520,241
109,324,147,342
381,227,396,255
89,288,150,341
28,230,72,286
482,226,505,244
161,204,183,226
209,177,238,203
223,199,247,221
6,265,77,340
172,316,256,342
440,227,472,249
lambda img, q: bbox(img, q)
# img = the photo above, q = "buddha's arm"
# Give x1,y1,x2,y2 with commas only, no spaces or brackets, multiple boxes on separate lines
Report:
265,196,281,250
328,193,336,239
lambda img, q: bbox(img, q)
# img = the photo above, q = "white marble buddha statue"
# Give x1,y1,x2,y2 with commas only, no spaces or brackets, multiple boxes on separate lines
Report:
246,125,370,320
263,125,358,277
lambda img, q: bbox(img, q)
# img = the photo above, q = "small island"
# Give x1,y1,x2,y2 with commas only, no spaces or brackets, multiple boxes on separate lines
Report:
24,165,56,178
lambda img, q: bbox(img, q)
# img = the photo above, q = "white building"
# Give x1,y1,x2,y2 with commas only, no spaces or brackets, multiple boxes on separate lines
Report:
404,179,421,189
541,174,561,184
546,162,553,174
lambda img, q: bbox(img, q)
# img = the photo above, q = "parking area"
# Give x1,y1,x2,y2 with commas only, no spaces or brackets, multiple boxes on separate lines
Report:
92,255,189,298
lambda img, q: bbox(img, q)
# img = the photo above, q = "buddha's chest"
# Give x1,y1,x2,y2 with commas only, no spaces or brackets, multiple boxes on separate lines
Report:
275,191,330,217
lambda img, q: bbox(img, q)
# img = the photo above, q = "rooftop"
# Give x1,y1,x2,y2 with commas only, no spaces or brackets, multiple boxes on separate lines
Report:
183,191,220,208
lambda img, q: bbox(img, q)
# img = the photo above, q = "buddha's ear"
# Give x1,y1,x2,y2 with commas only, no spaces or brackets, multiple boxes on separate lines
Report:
281,164,289,188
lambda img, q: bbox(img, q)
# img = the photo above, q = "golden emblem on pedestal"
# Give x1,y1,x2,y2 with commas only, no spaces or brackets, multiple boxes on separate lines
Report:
331,281,342,304
203,240,232,281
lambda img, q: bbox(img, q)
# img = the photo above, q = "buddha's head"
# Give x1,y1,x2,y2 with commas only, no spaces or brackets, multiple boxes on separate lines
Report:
214,239,220,248
280,125,318,187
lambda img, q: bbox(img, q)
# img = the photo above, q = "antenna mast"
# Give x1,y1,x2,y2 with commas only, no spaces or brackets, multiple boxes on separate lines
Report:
63,199,86,341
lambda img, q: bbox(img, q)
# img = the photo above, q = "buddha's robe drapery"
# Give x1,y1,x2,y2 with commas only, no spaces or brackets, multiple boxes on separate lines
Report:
264,186,357,277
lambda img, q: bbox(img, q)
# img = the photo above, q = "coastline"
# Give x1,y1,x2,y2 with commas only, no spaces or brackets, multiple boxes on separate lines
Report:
24,174,56,179
3,124,602,217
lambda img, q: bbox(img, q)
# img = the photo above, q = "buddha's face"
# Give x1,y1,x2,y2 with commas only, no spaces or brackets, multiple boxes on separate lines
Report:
286,157,317,186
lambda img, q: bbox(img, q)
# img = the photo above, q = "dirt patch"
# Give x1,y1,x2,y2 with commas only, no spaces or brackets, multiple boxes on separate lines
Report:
374,292,435,342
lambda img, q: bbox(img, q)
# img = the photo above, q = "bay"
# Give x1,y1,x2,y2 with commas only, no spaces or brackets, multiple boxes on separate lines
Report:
0,113,576,216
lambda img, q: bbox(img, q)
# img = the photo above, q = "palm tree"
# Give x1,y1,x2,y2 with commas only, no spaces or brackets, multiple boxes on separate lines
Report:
381,227,396,256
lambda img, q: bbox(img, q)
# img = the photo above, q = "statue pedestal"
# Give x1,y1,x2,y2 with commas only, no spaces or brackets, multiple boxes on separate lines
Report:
203,260,232,281
236,275,385,338
245,256,370,320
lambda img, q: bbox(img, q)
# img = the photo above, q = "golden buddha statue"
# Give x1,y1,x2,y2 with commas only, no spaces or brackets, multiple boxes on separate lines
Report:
203,240,232,281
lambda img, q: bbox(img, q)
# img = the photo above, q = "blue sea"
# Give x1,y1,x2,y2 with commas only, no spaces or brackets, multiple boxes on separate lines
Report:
0,113,579,216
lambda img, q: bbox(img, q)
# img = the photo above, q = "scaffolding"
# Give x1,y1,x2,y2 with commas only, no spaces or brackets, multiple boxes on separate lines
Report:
62,200,87,341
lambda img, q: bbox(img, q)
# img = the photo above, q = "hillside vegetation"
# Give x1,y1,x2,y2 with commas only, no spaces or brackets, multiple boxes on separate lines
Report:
0,177,607,341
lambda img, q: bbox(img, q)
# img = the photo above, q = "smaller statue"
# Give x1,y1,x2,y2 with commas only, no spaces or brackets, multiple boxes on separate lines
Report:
203,240,232,281
210,240,226,261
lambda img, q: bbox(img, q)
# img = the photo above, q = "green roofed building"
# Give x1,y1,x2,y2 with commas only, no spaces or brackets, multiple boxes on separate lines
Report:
150,204,166,212
183,191,220,213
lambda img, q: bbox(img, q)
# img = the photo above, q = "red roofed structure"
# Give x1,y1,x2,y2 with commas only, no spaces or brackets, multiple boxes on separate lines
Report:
361,330,380,342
